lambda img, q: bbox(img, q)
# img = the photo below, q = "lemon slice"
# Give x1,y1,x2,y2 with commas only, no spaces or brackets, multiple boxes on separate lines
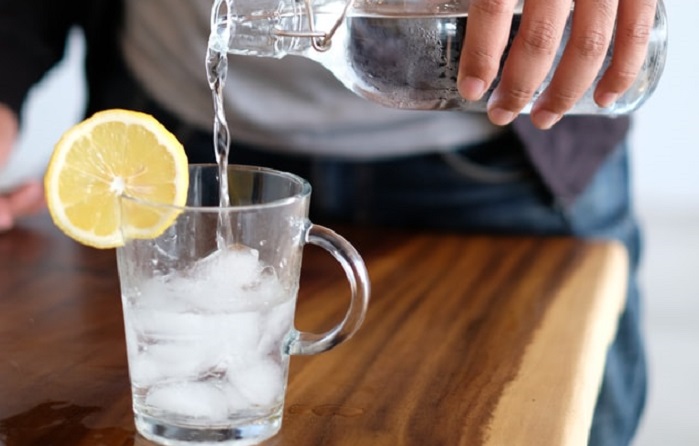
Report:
44,109,189,249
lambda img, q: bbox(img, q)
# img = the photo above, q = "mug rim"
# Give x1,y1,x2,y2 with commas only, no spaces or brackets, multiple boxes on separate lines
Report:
120,163,312,213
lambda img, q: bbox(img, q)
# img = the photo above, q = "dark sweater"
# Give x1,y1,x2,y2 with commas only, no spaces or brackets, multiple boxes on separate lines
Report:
0,0,630,206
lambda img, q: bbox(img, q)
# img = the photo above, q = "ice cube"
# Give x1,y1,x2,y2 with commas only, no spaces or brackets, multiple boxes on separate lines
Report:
157,246,263,313
131,341,221,385
228,359,285,407
146,382,229,420
134,275,191,312
126,244,295,392
194,245,262,289
242,269,289,306
257,299,295,356
214,311,262,356
138,244,290,316
221,381,251,413
128,350,163,386
130,310,211,343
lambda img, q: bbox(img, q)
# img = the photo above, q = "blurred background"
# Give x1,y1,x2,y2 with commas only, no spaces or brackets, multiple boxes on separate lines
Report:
0,2,696,444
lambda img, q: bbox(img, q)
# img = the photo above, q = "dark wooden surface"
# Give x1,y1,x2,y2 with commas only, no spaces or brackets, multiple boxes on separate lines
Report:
0,214,628,446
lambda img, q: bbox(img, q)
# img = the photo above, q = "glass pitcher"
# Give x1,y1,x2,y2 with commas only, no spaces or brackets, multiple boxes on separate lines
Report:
212,0,668,115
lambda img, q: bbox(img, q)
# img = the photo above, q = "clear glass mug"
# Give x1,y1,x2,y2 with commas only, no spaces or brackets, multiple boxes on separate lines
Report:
116,164,370,446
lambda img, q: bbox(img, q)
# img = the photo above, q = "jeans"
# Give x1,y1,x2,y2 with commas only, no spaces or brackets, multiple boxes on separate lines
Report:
179,128,646,446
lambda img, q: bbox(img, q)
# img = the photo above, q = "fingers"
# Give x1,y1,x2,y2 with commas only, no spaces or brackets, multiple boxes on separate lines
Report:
457,0,519,102
459,0,575,126
458,0,658,130
0,198,11,232
531,0,618,128
10,181,46,216
0,181,46,232
593,0,657,107
494,0,574,127
0,104,43,232
0,104,19,167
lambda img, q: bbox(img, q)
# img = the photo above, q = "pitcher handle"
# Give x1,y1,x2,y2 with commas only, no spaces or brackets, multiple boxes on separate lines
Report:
273,0,354,51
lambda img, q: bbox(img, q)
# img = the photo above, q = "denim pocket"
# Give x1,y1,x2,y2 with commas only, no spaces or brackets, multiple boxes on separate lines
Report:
440,129,536,185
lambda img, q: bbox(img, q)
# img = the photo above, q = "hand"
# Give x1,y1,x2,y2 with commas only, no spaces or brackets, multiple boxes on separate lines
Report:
457,0,658,129
0,104,46,232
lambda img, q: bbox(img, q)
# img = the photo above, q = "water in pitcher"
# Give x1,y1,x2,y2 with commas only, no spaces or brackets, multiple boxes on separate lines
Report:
343,9,663,113
345,12,522,110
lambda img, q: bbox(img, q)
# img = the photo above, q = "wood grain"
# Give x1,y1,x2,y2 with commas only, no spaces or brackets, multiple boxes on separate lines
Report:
0,215,627,446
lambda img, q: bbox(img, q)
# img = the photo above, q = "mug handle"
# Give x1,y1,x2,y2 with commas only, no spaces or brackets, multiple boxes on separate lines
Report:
287,224,370,356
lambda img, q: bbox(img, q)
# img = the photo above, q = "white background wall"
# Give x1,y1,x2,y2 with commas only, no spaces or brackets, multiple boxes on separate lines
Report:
630,1,699,209
0,2,696,444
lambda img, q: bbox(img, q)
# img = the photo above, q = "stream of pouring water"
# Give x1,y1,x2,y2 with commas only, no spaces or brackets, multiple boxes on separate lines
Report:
206,0,234,249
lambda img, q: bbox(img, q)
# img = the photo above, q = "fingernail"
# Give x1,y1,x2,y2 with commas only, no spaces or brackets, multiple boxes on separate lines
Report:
488,108,517,126
458,76,487,101
533,110,562,130
597,93,619,108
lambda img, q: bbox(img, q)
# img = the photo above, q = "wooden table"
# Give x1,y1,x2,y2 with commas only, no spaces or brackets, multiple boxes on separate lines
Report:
0,214,628,446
